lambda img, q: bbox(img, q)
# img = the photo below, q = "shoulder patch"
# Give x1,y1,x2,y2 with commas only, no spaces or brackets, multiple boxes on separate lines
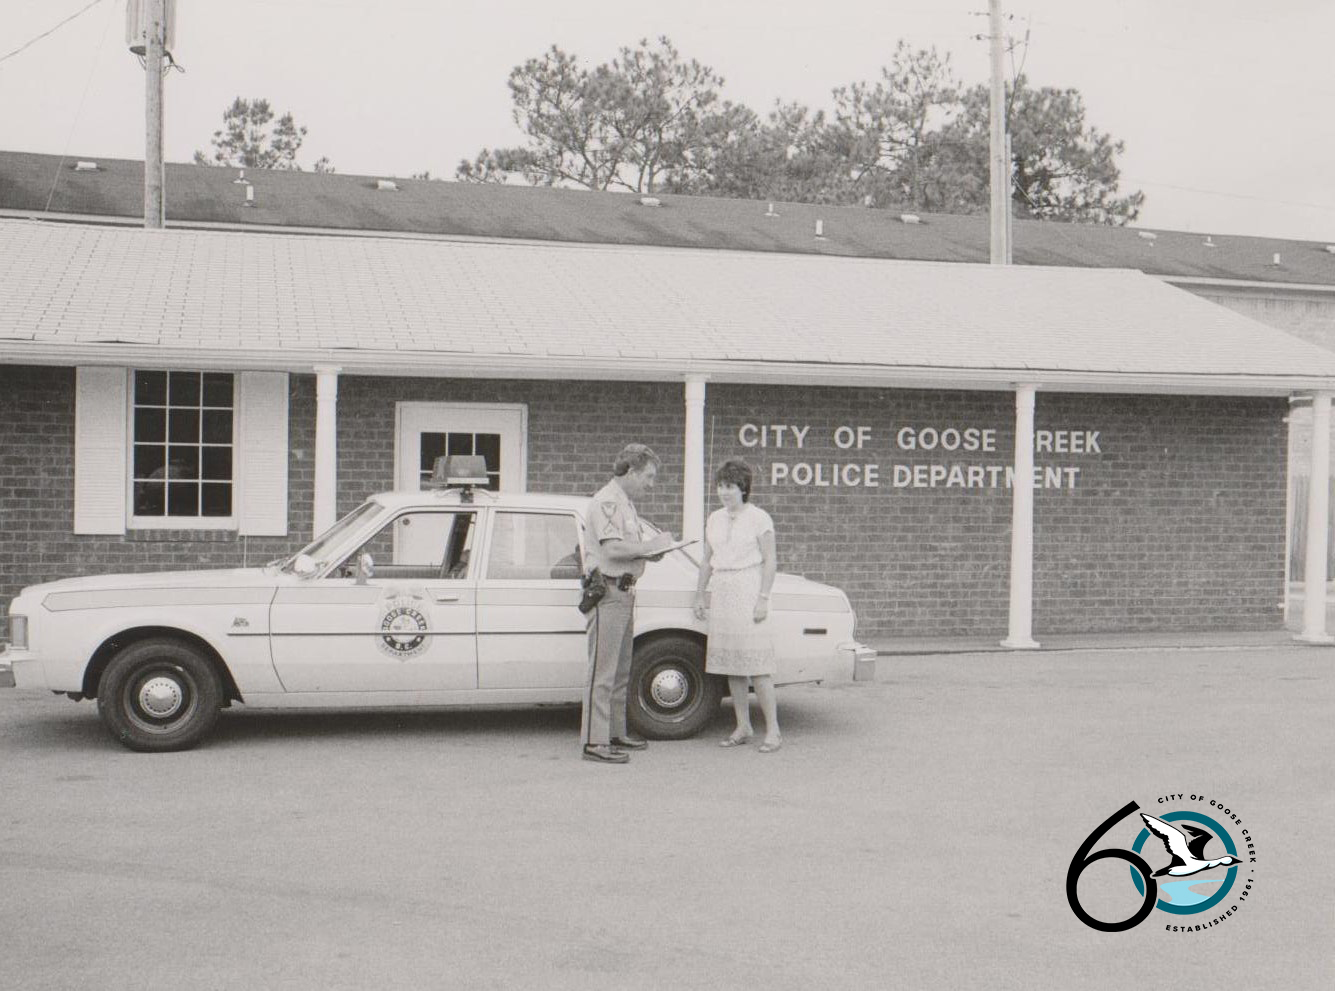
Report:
601,502,617,518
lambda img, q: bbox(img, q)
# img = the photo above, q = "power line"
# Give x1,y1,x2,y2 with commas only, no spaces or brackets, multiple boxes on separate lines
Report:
1125,178,1335,213
0,0,110,66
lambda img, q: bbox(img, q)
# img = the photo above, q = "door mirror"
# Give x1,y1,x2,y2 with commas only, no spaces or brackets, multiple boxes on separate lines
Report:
355,552,375,584
291,553,318,578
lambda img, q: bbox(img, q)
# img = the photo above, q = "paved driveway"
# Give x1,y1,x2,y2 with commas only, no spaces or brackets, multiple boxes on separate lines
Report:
1,645,1330,990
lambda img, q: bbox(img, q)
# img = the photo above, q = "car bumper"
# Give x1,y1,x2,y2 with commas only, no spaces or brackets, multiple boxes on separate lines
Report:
841,641,879,681
0,647,44,690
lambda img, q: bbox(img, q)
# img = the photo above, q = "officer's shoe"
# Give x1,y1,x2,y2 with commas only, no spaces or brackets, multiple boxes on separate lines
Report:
611,736,648,751
582,744,630,764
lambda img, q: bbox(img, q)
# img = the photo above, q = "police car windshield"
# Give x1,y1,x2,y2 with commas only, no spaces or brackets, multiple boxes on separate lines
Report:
282,501,384,573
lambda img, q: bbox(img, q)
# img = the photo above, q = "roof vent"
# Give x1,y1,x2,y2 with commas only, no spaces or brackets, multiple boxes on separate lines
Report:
638,195,661,207
815,219,826,239
899,213,921,225
232,169,250,185
243,185,255,207
1137,230,1157,241
376,179,398,192
863,195,874,207
73,161,99,172
1203,235,1216,248
764,202,779,218
1324,245,1335,254
1270,252,1282,266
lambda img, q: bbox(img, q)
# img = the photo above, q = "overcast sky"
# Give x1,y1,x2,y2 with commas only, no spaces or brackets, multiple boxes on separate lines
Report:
3,0,1333,241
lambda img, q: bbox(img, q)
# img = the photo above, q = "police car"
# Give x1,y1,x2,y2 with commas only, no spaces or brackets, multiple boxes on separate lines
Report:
0,457,874,752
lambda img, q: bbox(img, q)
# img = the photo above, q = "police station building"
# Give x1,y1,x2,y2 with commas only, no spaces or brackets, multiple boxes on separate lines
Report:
5,152,1335,645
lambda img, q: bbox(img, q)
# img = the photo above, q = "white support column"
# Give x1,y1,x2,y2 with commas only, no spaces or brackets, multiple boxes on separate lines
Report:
313,365,341,539
1298,391,1334,643
683,377,708,544
1002,384,1040,649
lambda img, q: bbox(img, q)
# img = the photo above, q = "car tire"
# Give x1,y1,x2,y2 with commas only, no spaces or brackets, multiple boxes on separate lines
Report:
627,635,723,740
97,639,223,752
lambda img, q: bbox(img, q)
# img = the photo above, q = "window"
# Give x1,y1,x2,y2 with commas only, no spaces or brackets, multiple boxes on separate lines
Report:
335,511,477,581
486,512,582,581
132,371,235,520
419,432,501,490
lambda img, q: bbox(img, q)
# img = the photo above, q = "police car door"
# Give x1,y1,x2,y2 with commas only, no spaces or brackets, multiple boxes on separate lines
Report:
269,509,479,693
475,509,586,689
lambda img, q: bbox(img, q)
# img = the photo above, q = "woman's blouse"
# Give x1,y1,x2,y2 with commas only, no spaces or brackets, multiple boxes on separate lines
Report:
706,503,775,571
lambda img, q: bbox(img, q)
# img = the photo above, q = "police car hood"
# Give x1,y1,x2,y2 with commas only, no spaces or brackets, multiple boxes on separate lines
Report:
22,568,271,597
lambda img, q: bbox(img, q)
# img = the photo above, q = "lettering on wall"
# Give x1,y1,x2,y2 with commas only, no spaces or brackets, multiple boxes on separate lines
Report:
736,423,1103,491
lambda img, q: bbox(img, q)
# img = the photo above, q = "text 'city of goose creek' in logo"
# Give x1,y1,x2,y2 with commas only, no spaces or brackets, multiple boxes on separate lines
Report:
1066,796,1257,933
378,594,431,659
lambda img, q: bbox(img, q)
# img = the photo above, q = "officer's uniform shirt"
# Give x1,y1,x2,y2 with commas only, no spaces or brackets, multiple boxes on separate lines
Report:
586,479,645,579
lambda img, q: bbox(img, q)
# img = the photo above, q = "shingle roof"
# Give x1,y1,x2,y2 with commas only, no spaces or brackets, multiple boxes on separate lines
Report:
3,150,1335,287
4,217,1335,395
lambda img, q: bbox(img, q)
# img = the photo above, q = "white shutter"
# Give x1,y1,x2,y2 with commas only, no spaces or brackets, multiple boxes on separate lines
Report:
73,366,129,534
237,372,289,536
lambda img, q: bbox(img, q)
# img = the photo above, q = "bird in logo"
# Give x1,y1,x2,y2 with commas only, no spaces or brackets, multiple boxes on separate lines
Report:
1139,812,1243,877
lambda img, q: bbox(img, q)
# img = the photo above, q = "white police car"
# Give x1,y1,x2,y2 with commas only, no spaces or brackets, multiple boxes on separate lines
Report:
0,458,873,751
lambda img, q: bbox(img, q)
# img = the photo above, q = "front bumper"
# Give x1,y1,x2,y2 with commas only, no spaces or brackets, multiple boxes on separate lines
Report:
840,641,879,682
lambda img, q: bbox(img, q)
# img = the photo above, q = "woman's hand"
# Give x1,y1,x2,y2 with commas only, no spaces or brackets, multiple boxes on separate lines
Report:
753,597,769,623
692,595,707,621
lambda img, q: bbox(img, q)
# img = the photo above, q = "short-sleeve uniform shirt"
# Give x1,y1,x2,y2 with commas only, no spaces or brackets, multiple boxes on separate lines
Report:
586,480,644,579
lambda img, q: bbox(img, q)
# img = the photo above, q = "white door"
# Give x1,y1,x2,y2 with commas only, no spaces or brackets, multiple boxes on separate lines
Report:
397,403,526,565
475,509,587,689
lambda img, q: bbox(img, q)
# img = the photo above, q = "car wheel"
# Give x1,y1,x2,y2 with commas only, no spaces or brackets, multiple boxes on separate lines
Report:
97,639,223,752
627,635,723,740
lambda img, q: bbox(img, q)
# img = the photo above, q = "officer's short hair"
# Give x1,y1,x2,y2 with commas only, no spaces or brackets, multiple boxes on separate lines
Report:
715,459,753,502
613,443,660,477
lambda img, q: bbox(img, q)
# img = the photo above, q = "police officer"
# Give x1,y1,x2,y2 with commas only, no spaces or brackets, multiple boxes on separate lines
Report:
581,443,675,763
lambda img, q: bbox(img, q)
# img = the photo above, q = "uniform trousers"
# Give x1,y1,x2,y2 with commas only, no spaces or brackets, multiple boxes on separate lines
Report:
581,584,635,747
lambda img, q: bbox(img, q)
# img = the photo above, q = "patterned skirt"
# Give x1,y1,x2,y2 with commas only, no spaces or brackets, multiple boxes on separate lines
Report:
704,566,776,677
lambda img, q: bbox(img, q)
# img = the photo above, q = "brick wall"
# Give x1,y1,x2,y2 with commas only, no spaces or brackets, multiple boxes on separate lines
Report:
0,366,1288,640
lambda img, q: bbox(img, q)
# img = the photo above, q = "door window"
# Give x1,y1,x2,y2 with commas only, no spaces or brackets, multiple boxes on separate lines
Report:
485,512,582,581
335,511,477,581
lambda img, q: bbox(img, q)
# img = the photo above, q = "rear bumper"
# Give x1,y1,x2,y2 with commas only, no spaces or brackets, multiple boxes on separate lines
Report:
841,641,879,681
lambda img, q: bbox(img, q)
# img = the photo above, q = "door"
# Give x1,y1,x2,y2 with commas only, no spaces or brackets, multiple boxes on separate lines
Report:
476,509,588,689
270,509,480,692
396,403,526,566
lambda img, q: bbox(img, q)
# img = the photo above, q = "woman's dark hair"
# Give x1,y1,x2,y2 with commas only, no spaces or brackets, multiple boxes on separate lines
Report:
714,459,753,502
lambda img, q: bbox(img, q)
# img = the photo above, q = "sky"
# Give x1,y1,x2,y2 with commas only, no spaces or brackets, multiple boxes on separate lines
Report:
3,0,1334,242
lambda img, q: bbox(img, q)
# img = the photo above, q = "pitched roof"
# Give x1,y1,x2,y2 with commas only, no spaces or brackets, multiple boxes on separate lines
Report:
4,217,1335,395
3,150,1335,288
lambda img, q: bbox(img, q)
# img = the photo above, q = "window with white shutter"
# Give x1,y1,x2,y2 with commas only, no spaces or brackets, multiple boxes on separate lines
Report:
73,367,129,534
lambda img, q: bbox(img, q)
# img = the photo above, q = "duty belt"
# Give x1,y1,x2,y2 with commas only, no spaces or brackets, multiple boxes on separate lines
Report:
606,574,637,591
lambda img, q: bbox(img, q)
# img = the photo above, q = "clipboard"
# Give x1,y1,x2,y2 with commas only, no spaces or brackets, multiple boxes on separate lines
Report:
639,538,698,557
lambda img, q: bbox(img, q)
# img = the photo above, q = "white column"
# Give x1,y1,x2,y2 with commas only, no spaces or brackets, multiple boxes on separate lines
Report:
1298,391,1334,643
683,377,707,543
1002,384,1040,649
313,365,341,539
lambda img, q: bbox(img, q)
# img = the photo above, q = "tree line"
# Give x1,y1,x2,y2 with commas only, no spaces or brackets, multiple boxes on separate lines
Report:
193,37,1142,224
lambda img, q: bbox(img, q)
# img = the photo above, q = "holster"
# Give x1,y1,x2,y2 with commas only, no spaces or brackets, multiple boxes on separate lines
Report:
577,568,608,614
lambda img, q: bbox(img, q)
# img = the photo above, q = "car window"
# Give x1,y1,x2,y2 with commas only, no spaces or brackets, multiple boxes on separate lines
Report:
485,512,582,581
334,510,476,580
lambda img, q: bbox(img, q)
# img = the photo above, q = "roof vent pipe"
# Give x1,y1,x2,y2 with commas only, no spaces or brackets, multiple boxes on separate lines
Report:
233,169,249,185
1203,235,1216,247
244,185,255,207
73,161,99,172
764,202,779,218
1325,245,1335,254
1271,252,1282,266
815,219,825,238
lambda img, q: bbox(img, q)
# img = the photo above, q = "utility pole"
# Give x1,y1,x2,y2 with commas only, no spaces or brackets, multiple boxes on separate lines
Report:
988,0,1007,264
144,0,165,229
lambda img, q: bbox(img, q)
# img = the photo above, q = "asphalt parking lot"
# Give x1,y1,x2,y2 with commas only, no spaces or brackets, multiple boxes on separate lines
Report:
1,644,1331,990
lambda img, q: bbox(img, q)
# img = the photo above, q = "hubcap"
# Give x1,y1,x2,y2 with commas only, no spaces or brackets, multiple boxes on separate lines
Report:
138,676,184,719
649,668,689,709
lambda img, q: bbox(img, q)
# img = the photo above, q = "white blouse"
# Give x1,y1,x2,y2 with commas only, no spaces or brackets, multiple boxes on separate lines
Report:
705,503,774,571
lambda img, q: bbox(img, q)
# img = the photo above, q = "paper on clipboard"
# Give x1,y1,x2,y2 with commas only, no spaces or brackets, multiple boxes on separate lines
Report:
640,538,698,557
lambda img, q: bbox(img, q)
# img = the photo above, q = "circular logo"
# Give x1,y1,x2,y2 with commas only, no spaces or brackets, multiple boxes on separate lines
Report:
1130,811,1239,915
378,597,430,659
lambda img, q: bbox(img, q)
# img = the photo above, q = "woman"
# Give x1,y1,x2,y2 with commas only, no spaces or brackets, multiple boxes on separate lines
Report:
692,459,781,753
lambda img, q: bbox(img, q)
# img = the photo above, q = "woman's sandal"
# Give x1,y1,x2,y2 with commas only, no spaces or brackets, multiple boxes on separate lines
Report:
719,731,753,748
758,737,783,754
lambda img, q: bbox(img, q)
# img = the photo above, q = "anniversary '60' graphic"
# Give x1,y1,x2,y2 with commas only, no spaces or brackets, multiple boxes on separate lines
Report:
1066,796,1257,933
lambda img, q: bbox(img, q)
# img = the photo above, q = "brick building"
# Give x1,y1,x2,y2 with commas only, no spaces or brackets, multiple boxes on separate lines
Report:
5,152,1335,643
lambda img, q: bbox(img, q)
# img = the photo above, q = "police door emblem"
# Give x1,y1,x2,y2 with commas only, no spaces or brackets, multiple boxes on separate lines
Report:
378,595,431,659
